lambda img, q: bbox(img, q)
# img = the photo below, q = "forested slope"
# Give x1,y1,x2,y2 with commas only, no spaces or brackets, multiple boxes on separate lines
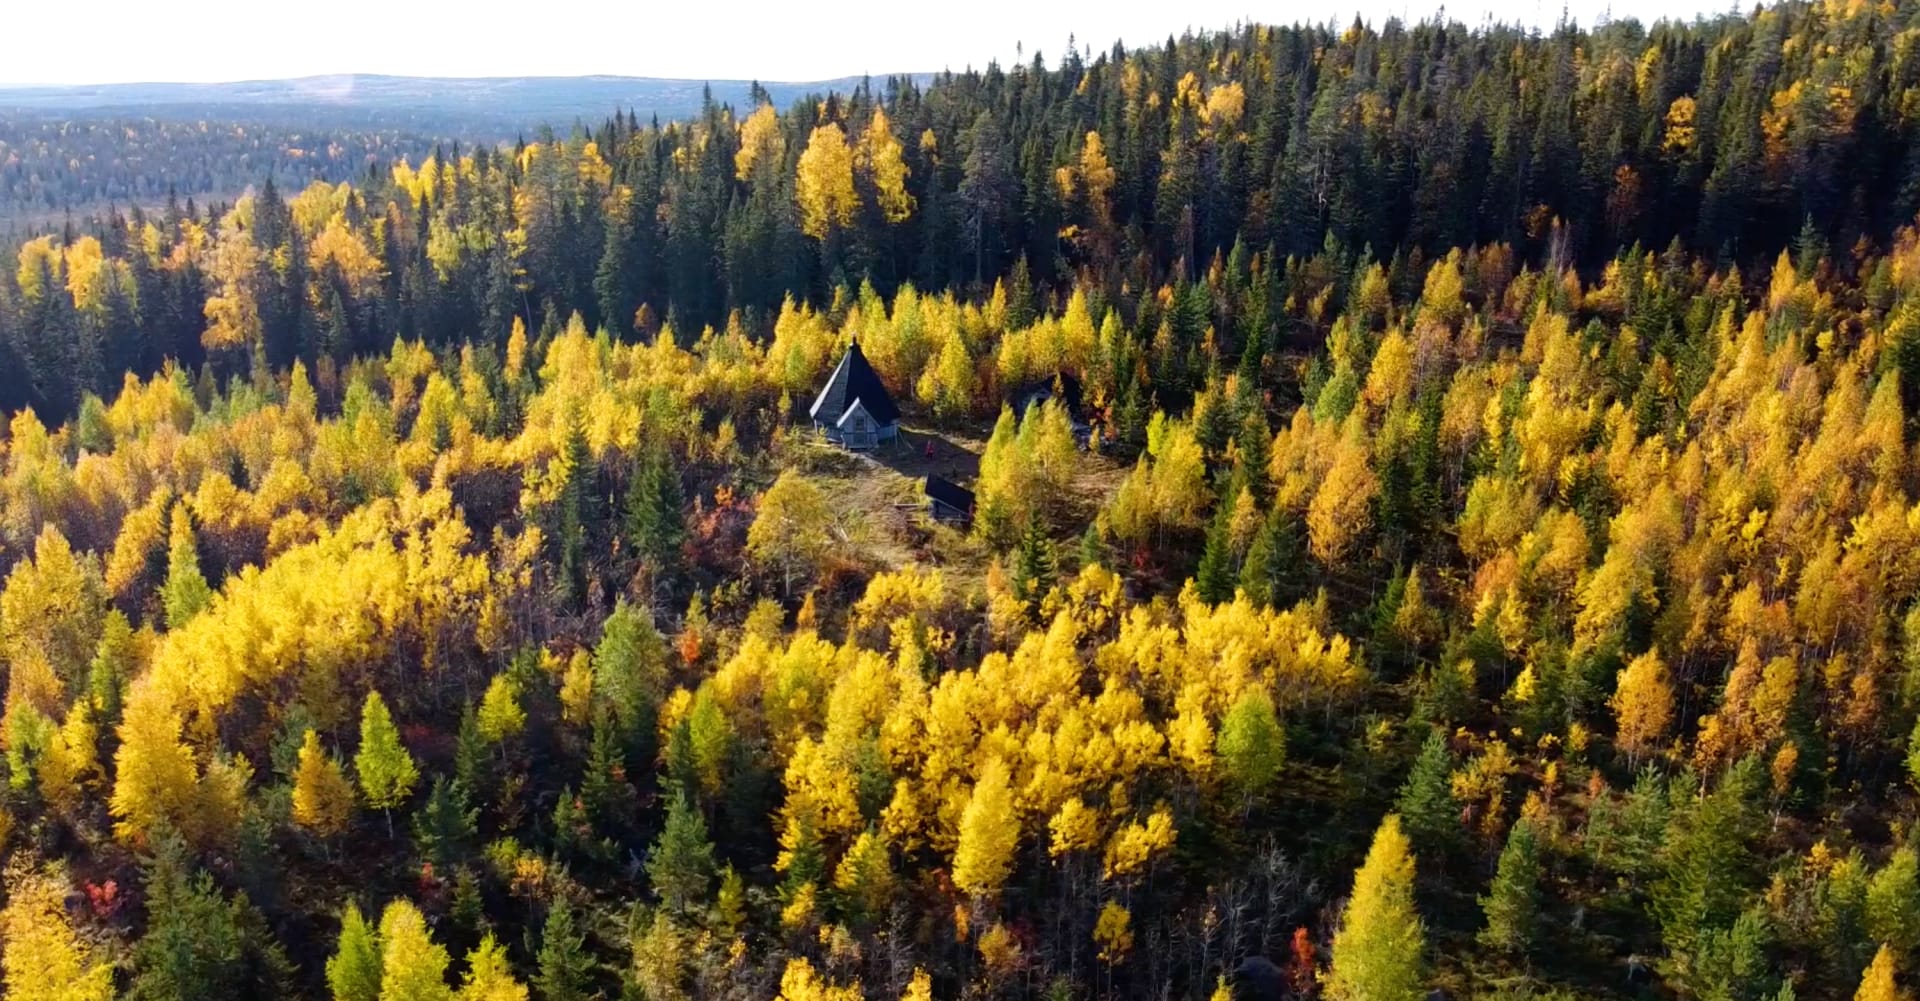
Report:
3,3,1920,1001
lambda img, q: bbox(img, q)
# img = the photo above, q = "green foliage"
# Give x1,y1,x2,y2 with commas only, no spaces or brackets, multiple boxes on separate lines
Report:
535,897,594,1001
414,776,478,871
1653,759,1762,967
591,601,668,748
327,902,382,1001
1195,501,1236,605
1479,818,1543,956
648,792,716,913
160,504,212,630
1868,846,1920,959
130,832,293,1001
356,691,419,820
1396,730,1456,852
625,444,687,578
551,408,595,610
1215,688,1285,802
1010,516,1057,614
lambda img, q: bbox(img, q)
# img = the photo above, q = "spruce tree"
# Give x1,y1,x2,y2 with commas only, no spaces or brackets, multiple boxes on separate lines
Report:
131,832,293,1001
648,792,717,913
580,711,636,834
624,444,685,584
1010,517,1057,615
413,776,478,871
553,407,594,610
535,897,594,1001
1396,729,1457,852
1239,519,1276,607
1196,502,1237,605
453,702,489,805
1478,817,1543,955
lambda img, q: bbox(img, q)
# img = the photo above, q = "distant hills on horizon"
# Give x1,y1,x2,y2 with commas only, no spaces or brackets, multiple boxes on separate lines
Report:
0,72,935,133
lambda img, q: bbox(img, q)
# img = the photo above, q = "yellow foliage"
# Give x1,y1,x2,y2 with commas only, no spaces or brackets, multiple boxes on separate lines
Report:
797,124,859,239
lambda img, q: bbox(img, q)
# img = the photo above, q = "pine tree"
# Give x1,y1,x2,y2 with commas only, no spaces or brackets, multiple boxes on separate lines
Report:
551,788,593,863
1196,502,1237,604
1396,729,1457,851
1238,516,1277,607
292,729,354,837
1242,506,1305,609
552,407,594,610
591,600,669,754
413,776,478,871
647,792,716,913
1010,517,1057,615
1478,817,1543,955
1652,759,1760,962
131,832,292,1001
453,702,489,803
87,609,135,726
535,898,593,1001
1079,521,1110,571
160,502,212,629
624,444,685,585
580,711,636,835
1325,814,1426,1001
355,691,418,835
327,902,382,1001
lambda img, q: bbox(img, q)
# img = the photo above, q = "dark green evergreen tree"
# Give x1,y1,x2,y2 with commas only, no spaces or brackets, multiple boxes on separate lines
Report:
1396,729,1457,853
535,896,595,1001
413,775,478,871
1479,817,1543,955
648,792,717,914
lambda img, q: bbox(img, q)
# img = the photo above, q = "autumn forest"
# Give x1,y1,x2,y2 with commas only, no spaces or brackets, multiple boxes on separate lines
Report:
4,3,1920,1001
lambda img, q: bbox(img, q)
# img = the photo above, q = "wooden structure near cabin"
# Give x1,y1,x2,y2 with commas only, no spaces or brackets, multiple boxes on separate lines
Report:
923,475,975,526
810,341,900,450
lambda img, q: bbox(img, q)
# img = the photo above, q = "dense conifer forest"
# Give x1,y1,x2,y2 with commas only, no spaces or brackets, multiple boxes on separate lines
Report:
6,2,1920,1000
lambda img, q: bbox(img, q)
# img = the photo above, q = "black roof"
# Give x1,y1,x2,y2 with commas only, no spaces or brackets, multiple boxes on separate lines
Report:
810,341,901,427
1012,371,1084,413
923,475,975,512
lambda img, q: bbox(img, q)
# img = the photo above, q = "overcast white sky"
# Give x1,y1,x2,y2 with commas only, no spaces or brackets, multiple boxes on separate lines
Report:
4,0,1740,85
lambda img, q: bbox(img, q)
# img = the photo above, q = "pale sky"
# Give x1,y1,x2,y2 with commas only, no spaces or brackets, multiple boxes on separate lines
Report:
5,0,1736,86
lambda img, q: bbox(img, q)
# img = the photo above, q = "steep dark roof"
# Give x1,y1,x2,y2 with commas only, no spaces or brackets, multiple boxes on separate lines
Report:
1012,371,1084,414
810,341,900,427
923,475,975,513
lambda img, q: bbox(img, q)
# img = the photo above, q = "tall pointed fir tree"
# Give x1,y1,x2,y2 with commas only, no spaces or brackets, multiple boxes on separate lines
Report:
1326,814,1426,1001
355,691,419,836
